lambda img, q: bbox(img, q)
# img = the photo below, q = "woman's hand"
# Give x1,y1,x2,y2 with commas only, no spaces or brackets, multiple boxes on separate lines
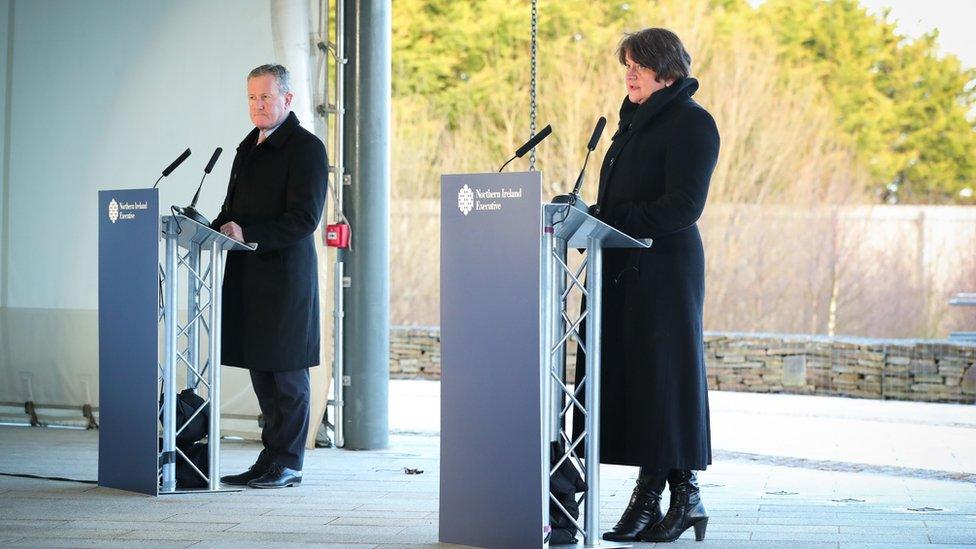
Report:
219,221,244,242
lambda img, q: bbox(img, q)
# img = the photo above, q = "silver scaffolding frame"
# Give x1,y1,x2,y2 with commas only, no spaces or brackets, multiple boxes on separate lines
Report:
158,214,254,494
316,0,348,448
541,204,650,546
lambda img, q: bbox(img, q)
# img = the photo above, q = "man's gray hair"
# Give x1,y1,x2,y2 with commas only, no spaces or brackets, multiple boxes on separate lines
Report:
248,64,291,95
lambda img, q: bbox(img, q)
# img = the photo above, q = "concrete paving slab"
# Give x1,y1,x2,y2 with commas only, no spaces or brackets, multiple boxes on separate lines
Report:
0,527,135,539
378,545,468,549
193,540,378,549
188,543,374,549
261,508,430,519
163,512,343,524
0,520,67,529
224,522,402,536
59,520,235,532
757,517,928,526
635,541,840,548
751,531,933,542
839,542,960,549
926,519,976,527
5,538,193,548
928,531,976,545
330,517,436,527
117,529,376,544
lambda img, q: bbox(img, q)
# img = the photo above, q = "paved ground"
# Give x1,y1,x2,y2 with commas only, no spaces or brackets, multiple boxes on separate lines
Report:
1,381,975,548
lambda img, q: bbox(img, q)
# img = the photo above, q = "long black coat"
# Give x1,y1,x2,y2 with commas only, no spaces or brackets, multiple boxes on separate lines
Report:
211,112,328,372
580,78,719,470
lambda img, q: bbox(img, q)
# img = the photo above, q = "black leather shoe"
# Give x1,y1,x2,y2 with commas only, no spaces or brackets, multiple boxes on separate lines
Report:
220,461,269,486
637,469,708,542
247,463,302,489
603,473,666,541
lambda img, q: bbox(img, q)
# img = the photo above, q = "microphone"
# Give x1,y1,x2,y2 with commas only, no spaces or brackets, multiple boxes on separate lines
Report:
153,148,191,188
177,147,222,226
515,124,552,158
551,117,607,211
586,116,607,153
203,147,222,174
572,116,606,196
498,124,553,172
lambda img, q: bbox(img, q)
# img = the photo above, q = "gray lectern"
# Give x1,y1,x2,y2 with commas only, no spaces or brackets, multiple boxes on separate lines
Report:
439,174,650,548
99,189,254,495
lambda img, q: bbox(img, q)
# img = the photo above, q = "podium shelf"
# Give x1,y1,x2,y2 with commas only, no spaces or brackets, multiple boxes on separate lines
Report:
544,204,651,249
161,214,257,252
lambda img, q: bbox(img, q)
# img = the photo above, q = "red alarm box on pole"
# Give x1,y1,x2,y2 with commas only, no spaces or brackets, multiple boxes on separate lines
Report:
325,222,350,248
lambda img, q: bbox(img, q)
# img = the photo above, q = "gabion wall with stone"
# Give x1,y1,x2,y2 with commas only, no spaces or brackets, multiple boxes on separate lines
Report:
704,333,975,404
390,327,976,404
390,326,442,378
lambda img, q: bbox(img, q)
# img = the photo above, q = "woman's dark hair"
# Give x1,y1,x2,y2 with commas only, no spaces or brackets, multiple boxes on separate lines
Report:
617,28,692,82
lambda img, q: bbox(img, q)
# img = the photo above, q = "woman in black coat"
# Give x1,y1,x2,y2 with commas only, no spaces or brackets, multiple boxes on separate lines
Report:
592,28,719,543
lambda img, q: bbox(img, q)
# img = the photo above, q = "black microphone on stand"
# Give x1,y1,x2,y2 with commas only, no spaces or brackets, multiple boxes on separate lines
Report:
498,124,553,172
175,147,221,226
153,148,191,188
552,116,606,211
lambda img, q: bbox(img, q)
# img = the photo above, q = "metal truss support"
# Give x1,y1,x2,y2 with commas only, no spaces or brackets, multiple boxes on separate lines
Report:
543,208,607,547
158,216,237,494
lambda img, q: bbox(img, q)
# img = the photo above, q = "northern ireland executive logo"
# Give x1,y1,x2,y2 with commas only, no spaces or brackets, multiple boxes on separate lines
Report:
107,198,148,222
458,184,474,216
108,198,119,223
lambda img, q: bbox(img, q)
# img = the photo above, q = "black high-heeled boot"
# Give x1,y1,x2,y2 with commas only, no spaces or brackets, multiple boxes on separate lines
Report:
602,468,666,541
637,469,708,542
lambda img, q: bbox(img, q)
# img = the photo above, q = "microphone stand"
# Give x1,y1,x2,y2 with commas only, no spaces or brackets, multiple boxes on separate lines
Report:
551,117,605,212
498,155,517,173
176,147,222,226
550,149,591,212
178,174,210,226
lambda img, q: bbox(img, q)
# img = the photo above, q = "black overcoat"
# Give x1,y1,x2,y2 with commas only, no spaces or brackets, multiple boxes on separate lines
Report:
211,112,328,372
579,78,719,470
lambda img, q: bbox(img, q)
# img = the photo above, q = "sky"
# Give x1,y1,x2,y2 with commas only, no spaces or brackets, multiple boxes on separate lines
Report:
857,0,976,69
749,0,976,70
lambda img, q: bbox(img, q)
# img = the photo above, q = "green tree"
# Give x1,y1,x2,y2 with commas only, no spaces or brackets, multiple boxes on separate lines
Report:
391,0,976,203
760,0,976,201
393,0,638,122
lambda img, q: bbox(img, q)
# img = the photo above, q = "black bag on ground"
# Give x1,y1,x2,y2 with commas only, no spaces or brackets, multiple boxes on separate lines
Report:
157,388,211,490
549,441,587,545
155,438,211,489
175,441,210,489
158,388,210,445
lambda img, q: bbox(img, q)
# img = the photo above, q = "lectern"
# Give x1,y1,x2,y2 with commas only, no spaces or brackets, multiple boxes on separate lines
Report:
439,173,650,548
98,189,254,495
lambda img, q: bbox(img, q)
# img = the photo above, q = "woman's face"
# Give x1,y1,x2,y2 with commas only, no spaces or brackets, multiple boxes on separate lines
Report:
624,51,672,104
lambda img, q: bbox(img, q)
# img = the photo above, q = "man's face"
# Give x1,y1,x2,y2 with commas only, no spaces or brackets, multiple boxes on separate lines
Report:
248,74,293,130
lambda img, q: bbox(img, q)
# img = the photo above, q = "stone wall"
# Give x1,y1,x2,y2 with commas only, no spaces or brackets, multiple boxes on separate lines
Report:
704,333,976,404
390,326,976,404
390,326,441,378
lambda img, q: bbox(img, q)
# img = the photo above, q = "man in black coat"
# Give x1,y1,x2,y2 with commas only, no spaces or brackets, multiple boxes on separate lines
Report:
213,64,328,489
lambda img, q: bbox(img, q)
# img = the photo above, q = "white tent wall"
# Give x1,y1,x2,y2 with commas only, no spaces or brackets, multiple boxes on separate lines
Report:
269,0,334,450
1,1,11,410
0,1,9,300
0,0,322,438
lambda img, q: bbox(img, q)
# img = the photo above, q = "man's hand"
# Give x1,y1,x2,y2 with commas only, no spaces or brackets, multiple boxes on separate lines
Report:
219,222,244,242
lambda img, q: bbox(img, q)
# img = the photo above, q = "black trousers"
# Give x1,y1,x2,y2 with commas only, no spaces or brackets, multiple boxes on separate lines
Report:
249,368,310,470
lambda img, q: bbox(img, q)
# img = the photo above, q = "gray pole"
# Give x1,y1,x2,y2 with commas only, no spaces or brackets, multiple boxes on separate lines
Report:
341,0,390,450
